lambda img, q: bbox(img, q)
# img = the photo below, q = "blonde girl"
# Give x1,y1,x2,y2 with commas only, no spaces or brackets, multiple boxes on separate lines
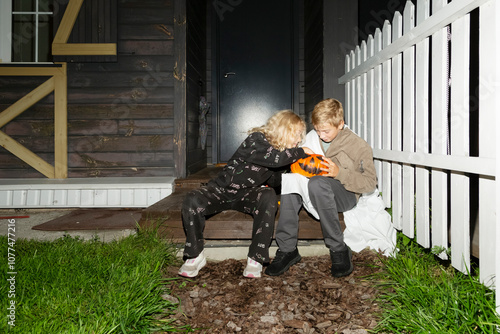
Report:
179,110,313,278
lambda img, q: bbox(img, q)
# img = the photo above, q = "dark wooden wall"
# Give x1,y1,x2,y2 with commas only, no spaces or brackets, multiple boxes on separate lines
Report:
185,0,207,175
0,0,177,178
303,0,324,125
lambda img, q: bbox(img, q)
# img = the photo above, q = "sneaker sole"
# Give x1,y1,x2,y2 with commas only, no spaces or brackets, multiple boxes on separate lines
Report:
178,258,207,278
243,272,261,278
264,254,302,276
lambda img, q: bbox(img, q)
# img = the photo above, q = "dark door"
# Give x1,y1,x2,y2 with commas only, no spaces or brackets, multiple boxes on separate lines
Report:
214,0,298,162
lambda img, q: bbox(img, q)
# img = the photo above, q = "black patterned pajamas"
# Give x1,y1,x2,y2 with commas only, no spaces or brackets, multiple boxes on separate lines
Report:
182,182,278,264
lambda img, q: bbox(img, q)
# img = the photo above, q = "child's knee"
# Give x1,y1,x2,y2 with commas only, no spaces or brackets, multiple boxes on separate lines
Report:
259,187,277,204
308,176,327,192
182,190,205,213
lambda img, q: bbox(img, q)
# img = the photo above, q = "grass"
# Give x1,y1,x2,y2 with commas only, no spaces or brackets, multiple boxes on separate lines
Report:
372,233,500,333
0,229,193,333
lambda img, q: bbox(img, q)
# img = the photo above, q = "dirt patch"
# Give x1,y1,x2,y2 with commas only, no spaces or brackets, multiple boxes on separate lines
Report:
163,249,386,333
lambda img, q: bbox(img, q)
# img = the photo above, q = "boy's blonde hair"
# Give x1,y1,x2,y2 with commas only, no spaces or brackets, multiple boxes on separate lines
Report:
249,110,305,151
312,98,344,127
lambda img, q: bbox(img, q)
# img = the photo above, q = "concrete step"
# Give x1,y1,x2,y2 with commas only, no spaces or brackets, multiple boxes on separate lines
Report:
189,240,330,261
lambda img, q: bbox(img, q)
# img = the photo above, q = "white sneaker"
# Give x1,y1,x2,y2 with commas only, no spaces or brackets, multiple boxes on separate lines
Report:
178,251,207,277
243,257,262,278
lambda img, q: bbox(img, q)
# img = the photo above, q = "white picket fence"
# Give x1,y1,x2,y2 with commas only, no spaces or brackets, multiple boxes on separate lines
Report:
339,0,499,312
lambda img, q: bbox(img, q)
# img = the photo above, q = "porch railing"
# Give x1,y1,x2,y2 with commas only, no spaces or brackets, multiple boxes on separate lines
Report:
0,63,68,178
339,0,498,311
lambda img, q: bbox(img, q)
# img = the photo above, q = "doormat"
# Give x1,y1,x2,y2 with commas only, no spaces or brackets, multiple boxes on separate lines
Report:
32,209,143,231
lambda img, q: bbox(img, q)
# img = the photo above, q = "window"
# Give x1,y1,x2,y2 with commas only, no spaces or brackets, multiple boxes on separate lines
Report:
0,0,54,63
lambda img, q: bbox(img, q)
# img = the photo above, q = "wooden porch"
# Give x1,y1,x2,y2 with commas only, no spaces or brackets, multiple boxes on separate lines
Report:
139,166,334,242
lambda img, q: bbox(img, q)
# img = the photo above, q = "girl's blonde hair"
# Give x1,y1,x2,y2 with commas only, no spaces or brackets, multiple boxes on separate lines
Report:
249,110,306,151
312,98,344,127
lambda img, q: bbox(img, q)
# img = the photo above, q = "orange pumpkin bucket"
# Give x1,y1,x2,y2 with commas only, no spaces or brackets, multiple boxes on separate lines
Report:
290,154,327,178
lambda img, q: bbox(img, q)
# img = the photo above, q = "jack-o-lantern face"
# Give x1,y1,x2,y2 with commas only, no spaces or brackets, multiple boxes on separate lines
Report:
290,154,327,178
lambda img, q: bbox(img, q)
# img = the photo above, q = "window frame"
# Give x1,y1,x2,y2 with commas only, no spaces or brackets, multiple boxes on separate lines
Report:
0,2,12,62
1,0,54,63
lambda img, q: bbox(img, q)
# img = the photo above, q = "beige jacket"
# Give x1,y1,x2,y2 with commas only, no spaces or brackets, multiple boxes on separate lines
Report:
320,127,377,197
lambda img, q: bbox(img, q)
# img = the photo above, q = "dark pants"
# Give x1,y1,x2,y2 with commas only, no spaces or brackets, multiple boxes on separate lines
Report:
276,176,357,252
182,182,278,264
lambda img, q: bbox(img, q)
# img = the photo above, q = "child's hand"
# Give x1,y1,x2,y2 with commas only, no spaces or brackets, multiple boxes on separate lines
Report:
321,157,339,177
302,147,314,155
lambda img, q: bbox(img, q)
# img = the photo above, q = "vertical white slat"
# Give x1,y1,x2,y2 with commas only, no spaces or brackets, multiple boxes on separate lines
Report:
0,191,9,206
26,190,41,206
53,189,67,206
345,54,352,127
147,188,162,206
366,35,374,146
134,189,148,207
431,0,449,260
450,14,470,274
349,50,356,129
40,190,54,206
108,189,121,206
94,189,107,206
120,189,135,206
354,46,361,134
5,190,14,206
494,0,500,316
12,190,27,207
402,0,416,238
67,189,80,206
382,20,392,208
415,0,431,248
391,12,403,230
373,28,383,187
160,188,171,198
360,40,368,140
479,0,497,290
81,189,94,206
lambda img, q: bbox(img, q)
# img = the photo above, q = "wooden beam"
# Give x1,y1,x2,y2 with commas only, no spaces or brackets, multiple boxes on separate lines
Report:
53,0,85,44
0,77,55,128
52,43,117,56
54,63,68,179
0,67,61,76
51,0,116,57
0,131,55,178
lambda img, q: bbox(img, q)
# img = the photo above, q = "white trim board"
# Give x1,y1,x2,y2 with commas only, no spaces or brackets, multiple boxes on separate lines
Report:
0,1,12,62
0,177,175,208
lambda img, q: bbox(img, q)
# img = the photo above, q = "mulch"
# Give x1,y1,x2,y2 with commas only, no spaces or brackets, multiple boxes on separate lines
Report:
162,249,387,334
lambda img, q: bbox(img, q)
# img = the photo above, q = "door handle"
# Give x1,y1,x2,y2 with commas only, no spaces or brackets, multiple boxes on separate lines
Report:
224,72,236,78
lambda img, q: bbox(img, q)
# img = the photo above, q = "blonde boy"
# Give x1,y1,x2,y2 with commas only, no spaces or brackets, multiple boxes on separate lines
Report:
266,99,377,277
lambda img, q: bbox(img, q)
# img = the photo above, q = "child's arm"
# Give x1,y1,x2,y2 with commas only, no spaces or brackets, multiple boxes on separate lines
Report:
239,133,308,168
